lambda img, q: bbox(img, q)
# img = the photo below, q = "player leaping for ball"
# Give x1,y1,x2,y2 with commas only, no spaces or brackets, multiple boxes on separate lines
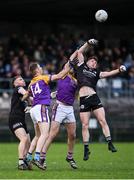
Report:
23,54,78,170
40,66,78,169
75,39,126,160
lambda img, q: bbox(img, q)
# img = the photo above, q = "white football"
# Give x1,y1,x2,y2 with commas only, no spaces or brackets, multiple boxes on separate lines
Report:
95,10,108,22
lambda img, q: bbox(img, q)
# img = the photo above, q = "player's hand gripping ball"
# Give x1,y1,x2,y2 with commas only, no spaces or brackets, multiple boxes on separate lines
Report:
95,10,108,22
88,39,98,46
119,65,127,72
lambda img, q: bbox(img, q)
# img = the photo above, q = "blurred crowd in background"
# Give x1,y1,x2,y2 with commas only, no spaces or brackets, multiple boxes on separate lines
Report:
0,29,134,86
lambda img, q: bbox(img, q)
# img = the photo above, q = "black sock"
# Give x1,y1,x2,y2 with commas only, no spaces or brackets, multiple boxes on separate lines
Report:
83,142,89,151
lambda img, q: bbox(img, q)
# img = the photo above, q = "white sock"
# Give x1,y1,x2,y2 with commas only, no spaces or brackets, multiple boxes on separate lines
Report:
19,159,24,165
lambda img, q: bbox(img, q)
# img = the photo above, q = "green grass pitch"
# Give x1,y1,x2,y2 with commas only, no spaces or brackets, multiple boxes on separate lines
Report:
0,143,134,179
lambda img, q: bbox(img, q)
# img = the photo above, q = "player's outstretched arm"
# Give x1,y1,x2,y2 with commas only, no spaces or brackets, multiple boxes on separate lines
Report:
78,39,98,53
51,51,78,81
100,65,126,79
69,50,78,61
77,51,85,64
51,62,70,81
77,39,98,65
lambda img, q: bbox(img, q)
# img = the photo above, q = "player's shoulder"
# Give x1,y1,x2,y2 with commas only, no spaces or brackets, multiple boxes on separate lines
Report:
13,86,25,97
30,75,46,83
95,68,101,78
42,74,50,83
14,86,21,92
42,74,50,79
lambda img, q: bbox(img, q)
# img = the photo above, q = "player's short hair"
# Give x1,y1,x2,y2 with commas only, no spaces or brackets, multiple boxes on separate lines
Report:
12,75,21,87
87,56,98,62
29,63,39,76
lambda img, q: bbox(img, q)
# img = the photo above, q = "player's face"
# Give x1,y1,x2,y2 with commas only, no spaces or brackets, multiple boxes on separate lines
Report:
86,58,97,69
37,65,43,75
40,67,43,74
14,77,26,87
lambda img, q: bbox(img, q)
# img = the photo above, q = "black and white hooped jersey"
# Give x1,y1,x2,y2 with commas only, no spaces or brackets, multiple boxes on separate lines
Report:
76,63,101,91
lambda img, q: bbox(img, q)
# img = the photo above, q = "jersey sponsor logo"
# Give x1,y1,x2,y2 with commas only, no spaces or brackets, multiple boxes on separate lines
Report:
83,69,97,78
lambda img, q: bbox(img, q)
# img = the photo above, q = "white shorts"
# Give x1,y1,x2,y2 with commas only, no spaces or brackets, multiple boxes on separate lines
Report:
52,103,76,124
30,105,50,124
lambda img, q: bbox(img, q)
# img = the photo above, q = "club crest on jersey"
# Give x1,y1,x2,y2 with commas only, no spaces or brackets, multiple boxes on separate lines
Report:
80,105,85,109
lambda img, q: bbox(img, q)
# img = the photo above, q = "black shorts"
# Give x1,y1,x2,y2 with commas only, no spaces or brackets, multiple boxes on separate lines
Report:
80,94,103,112
9,116,29,135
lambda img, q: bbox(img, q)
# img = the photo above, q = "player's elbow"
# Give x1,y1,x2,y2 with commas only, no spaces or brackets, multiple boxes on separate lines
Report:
77,49,83,54
57,72,66,80
55,74,61,80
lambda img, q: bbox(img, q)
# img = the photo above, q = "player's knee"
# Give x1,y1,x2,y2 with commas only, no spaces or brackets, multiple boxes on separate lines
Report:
82,123,89,130
40,133,49,139
68,132,76,141
49,132,57,140
21,135,28,144
34,136,39,142
45,132,49,139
